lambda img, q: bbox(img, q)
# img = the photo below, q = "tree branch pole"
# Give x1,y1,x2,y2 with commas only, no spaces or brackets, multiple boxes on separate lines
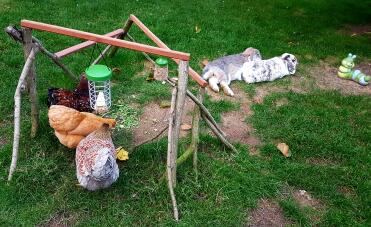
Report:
5,26,78,81
22,28,39,138
202,114,237,152
8,46,39,181
167,87,179,221
32,38,78,81
92,44,112,65
108,18,134,58
193,87,204,179
172,61,189,186
126,33,156,64
166,78,226,138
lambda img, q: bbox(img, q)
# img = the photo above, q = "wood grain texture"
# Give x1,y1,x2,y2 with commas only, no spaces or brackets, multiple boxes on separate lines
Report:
55,29,124,58
21,20,190,60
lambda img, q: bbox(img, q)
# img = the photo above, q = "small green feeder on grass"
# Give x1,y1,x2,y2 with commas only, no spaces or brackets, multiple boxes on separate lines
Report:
154,57,168,81
85,64,112,114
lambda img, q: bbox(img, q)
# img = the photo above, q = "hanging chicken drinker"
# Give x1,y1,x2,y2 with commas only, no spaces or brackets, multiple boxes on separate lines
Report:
85,64,112,114
154,57,169,81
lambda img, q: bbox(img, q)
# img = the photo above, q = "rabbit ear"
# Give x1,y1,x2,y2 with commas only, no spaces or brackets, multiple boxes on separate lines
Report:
352,55,357,59
348,53,352,57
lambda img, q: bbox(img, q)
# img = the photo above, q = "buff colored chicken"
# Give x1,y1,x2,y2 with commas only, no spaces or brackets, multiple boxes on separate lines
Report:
48,105,116,148
76,123,119,191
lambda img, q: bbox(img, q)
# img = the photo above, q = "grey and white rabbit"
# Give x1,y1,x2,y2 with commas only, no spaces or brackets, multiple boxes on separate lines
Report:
202,48,298,96
202,47,262,96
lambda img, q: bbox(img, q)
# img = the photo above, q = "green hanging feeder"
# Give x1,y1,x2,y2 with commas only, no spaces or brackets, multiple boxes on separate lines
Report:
85,64,112,113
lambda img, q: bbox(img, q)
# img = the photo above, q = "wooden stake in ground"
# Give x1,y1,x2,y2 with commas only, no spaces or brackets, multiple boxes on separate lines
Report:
167,87,179,221
8,46,39,181
22,28,39,138
193,87,204,180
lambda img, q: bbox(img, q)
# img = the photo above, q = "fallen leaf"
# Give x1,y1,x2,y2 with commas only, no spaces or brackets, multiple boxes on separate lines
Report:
116,146,129,161
277,142,291,157
195,25,201,33
181,123,192,131
112,67,121,74
160,100,171,108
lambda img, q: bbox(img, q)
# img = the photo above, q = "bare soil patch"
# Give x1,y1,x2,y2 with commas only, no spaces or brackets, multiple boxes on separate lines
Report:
37,211,77,227
338,186,357,198
292,190,325,211
306,157,339,166
342,24,371,36
0,136,7,148
246,199,292,227
132,99,194,147
206,85,262,154
274,98,289,108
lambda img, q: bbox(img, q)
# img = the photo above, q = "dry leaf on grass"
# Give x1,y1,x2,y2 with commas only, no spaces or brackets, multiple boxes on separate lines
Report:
195,25,201,33
277,142,291,157
112,67,121,74
159,100,171,108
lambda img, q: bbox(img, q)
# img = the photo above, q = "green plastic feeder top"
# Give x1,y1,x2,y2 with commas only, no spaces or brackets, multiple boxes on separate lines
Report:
85,64,112,81
155,57,168,67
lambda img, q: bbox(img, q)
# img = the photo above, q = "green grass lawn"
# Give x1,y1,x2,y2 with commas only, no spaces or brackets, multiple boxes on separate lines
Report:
0,0,370,226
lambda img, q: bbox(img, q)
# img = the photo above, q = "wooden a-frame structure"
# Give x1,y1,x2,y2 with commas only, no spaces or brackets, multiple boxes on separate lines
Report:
6,14,236,221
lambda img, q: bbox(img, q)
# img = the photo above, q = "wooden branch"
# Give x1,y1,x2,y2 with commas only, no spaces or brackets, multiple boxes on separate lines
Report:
92,44,111,65
8,46,39,181
130,15,207,87
193,87,204,179
166,78,226,137
108,18,134,58
32,38,78,81
126,33,156,64
172,61,189,187
4,26,78,81
21,20,190,60
55,28,124,58
23,28,38,138
161,87,204,181
167,87,179,221
202,114,237,152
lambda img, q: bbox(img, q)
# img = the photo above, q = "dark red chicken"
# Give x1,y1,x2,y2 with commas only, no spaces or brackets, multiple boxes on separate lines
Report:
47,75,93,112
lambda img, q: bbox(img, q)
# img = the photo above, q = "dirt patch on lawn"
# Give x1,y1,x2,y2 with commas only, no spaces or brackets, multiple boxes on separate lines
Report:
311,61,371,95
221,111,261,146
132,99,194,147
306,157,339,166
292,190,325,211
206,86,262,154
0,136,7,148
246,199,292,227
37,211,77,227
338,186,357,198
341,24,371,36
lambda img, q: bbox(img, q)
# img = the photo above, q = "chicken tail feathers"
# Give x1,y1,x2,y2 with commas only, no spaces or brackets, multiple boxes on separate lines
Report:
91,147,119,182
47,88,59,107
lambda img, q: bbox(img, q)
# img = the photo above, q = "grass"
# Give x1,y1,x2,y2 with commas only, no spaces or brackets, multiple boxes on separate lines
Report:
0,0,370,226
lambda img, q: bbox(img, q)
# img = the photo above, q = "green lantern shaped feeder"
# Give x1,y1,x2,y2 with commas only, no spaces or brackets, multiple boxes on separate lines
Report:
154,57,169,81
85,64,112,114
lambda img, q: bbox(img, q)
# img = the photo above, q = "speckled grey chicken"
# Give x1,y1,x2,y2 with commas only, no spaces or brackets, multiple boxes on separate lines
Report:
76,123,119,191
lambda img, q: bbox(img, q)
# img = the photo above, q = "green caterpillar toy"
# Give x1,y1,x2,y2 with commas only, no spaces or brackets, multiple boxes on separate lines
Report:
338,53,370,85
